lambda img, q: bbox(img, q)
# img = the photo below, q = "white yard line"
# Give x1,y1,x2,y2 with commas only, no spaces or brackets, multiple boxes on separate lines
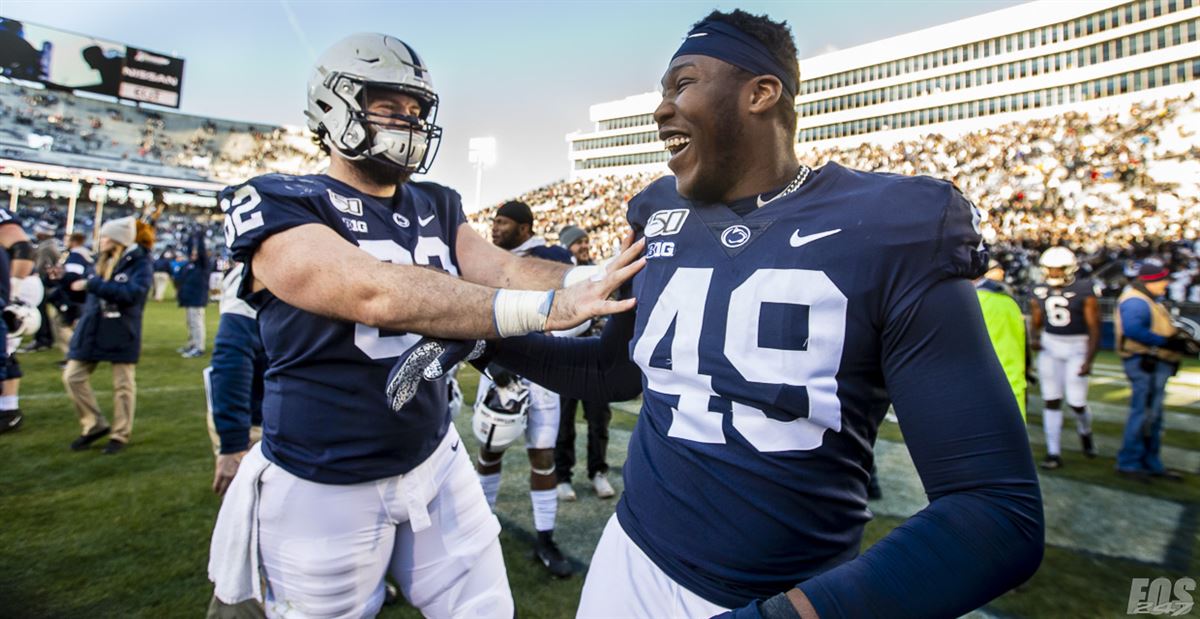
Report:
21,385,202,401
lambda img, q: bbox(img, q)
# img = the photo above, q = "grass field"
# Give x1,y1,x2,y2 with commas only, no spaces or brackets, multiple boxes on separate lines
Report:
1,297,1197,618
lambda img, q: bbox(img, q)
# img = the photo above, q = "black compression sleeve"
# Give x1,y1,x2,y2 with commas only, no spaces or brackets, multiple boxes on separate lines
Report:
491,308,642,402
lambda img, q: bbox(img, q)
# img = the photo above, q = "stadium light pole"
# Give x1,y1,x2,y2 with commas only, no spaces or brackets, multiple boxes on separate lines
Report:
65,175,80,237
93,180,107,248
8,171,19,213
467,137,497,212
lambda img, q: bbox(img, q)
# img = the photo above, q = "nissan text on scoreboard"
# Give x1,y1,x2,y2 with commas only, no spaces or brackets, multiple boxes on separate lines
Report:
0,17,184,108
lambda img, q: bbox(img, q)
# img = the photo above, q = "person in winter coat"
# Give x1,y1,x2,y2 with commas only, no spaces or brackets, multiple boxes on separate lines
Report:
64,217,152,455
176,229,210,358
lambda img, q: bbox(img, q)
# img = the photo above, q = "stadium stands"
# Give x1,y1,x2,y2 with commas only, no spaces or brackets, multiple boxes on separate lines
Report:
470,94,1200,300
1,78,1196,300
0,81,324,185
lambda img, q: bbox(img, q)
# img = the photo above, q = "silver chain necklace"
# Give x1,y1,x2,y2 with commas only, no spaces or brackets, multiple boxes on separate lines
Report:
756,164,812,208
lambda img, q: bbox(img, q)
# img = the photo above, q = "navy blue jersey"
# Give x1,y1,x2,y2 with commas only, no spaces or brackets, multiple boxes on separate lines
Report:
527,244,573,264
221,174,467,484
618,162,987,607
1032,278,1098,336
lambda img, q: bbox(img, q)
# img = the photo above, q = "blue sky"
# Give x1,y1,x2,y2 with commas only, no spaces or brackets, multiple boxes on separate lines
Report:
4,0,1022,207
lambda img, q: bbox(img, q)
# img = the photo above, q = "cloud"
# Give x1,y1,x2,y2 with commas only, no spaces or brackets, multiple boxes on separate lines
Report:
813,43,841,56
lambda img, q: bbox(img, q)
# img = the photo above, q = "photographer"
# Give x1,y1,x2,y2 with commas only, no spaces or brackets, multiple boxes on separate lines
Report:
1114,259,1199,481
63,218,152,455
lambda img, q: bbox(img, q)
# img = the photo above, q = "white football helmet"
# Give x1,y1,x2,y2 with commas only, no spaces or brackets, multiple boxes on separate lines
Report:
306,33,442,173
1039,247,1078,287
472,379,530,453
4,302,40,354
11,275,44,307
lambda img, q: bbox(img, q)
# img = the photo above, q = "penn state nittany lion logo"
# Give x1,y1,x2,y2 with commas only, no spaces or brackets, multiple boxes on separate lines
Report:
720,225,751,248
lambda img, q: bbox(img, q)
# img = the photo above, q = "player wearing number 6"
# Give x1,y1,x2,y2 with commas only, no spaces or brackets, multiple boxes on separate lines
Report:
1029,246,1102,470
440,10,1045,619
205,33,643,618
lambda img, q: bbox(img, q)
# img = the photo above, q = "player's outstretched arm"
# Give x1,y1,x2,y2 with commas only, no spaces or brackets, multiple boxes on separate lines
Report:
796,278,1044,619
489,304,643,402
252,223,643,339
455,222,574,290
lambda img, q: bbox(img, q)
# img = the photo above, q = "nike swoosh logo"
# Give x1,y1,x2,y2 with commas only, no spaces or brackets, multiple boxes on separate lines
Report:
451,439,460,451
418,214,435,227
790,228,841,248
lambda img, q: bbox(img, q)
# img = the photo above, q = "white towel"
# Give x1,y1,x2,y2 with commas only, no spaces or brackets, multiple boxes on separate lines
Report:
208,443,271,604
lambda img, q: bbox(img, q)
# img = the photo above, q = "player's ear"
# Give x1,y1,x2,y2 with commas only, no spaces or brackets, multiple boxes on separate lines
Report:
746,75,784,116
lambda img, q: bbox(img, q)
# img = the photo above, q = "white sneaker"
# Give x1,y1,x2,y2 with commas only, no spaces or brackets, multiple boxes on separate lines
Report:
557,482,577,502
592,473,616,499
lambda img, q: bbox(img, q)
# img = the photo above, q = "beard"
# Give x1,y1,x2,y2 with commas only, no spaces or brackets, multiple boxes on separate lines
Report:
685,96,745,204
493,229,521,250
352,155,413,188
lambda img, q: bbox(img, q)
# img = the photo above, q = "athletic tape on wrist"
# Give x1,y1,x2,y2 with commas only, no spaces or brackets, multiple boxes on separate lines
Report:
492,289,555,337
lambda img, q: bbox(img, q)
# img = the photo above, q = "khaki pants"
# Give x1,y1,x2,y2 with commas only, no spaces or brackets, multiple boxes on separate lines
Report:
64,360,136,443
153,272,170,301
46,304,75,354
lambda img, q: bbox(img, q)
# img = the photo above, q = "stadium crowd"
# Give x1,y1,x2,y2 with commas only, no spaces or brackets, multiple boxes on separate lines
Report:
469,94,1200,301
0,82,325,184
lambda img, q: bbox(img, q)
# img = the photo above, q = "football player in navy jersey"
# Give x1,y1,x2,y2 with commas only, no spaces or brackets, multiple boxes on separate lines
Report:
205,33,643,618
1029,247,1101,469
412,10,1045,619
0,207,34,432
476,200,576,578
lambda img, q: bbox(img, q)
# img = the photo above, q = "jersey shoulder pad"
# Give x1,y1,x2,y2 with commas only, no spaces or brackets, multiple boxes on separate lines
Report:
1071,278,1100,297
221,174,334,263
626,176,684,232
1032,285,1049,298
407,179,461,203
858,172,986,280
405,180,467,225
240,173,332,199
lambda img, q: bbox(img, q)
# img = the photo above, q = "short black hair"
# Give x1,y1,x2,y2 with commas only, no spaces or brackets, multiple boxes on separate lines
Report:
697,9,799,135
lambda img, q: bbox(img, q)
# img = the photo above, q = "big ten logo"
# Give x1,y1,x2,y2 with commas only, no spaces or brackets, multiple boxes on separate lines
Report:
1128,577,1195,616
646,241,675,259
342,218,369,234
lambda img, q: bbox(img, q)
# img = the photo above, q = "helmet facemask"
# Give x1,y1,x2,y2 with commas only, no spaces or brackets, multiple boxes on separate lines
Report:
1042,267,1073,287
1038,247,1078,288
317,72,443,176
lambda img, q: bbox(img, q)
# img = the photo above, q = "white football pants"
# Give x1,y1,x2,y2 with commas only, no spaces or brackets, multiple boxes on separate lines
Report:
257,426,513,618
1037,333,1090,407
577,515,730,619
